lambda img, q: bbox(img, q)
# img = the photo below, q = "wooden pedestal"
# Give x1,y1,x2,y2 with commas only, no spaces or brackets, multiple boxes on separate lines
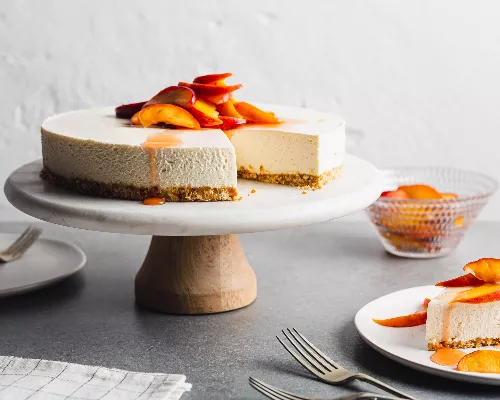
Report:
135,234,257,314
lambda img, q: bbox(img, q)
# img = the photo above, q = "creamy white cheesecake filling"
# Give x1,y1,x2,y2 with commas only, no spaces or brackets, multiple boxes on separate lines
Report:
426,287,500,346
41,108,237,189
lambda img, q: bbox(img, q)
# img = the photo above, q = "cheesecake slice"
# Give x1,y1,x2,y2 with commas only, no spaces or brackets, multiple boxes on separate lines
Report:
426,286,500,350
227,104,345,189
41,108,238,201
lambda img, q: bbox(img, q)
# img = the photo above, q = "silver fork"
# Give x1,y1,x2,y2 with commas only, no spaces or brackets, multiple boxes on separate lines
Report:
278,329,415,400
0,226,42,263
249,377,403,400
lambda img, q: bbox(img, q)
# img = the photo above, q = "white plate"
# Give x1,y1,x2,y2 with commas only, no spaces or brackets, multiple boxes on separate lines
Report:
355,286,500,385
0,234,86,297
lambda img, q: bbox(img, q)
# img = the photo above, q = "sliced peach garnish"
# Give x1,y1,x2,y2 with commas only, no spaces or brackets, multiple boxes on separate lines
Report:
188,99,222,127
217,101,244,119
435,273,485,287
144,86,196,109
131,104,200,130
193,72,232,85
116,102,146,119
373,311,427,327
178,82,242,97
441,193,458,200
233,102,280,124
431,348,466,367
452,284,500,304
457,350,500,373
464,258,500,283
380,189,411,200
213,116,246,130
200,93,231,105
399,184,442,200
422,298,431,309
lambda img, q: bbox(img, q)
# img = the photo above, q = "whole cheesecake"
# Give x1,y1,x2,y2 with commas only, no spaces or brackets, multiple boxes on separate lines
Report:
41,104,345,202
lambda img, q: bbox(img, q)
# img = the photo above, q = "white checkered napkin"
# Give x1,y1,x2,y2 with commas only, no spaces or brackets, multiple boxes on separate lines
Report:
0,356,191,400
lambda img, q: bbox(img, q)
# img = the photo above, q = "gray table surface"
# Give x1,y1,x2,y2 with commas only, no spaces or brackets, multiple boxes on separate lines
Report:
1,219,500,400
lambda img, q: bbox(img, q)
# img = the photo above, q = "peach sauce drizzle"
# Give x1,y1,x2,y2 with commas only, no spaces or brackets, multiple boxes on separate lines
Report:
430,348,466,367
141,133,183,205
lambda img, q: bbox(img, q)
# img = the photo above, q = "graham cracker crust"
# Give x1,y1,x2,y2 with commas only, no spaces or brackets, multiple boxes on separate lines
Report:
428,337,500,351
41,167,239,202
237,164,343,189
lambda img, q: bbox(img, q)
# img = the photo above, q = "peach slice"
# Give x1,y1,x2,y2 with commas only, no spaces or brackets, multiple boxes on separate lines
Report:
457,350,500,373
431,348,466,367
193,72,232,85
131,104,200,130
435,273,485,287
464,258,500,283
373,311,427,327
178,81,242,97
380,189,411,200
188,99,222,127
233,102,280,124
422,298,431,309
144,86,196,109
115,102,146,119
217,101,244,119
441,193,458,200
200,93,231,105
213,116,246,130
399,184,443,200
452,284,500,304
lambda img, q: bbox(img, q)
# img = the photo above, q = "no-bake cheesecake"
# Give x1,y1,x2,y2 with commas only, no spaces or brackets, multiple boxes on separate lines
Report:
373,258,500,351
41,73,345,202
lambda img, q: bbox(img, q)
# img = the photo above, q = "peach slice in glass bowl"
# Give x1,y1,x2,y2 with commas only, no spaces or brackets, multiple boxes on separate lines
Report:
366,167,497,258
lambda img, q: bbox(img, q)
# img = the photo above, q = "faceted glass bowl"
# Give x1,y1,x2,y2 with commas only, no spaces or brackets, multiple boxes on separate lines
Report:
366,167,498,258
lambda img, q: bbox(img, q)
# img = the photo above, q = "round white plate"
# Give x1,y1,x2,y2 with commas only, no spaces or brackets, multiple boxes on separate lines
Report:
355,286,500,385
4,155,383,236
0,234,86,297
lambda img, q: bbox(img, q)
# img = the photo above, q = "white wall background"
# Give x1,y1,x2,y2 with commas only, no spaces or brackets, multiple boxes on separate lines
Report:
1,0,499,219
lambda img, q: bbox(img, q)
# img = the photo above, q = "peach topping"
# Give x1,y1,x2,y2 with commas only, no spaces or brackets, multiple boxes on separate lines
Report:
117,73,279,129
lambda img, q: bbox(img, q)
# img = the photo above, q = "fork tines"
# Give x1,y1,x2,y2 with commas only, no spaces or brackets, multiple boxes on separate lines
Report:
249,376,308,400
277,328,339,376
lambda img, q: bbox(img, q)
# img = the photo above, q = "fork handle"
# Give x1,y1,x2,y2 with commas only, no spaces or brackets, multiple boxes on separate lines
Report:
355,374,416,400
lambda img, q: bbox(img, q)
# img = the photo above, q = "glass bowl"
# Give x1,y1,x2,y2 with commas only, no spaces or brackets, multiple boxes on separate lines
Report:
366,167,498,258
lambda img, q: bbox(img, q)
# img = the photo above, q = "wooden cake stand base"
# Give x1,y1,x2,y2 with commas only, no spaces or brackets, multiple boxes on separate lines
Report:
135,234,256,314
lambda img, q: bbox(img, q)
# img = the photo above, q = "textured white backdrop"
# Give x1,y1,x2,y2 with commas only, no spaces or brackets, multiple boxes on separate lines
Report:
1,0,499,219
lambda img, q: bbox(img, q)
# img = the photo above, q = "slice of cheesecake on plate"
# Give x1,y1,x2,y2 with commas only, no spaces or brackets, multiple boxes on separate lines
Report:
373,258,500,350
427,259,500,350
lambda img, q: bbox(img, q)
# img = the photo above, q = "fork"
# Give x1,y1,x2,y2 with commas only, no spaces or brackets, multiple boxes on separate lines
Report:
0,226,42,263
278,329,415,400
249,377,403,400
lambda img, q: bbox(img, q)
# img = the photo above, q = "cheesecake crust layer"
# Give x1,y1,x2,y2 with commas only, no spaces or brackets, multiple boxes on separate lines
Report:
237,165,343,189
428,337,500,351
41,167,239,202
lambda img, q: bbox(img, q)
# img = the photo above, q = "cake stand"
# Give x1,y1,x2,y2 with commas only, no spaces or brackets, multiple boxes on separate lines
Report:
5,155,383,315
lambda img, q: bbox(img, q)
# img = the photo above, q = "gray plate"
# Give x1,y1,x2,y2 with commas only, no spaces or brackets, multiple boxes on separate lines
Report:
0,234,86,297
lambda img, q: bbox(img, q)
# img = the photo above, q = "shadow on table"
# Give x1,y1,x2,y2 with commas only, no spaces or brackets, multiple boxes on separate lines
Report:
0,273,85,315
338,322,500,398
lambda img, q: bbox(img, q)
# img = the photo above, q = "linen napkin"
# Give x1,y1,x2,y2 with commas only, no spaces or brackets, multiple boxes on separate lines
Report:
0,356,191,400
